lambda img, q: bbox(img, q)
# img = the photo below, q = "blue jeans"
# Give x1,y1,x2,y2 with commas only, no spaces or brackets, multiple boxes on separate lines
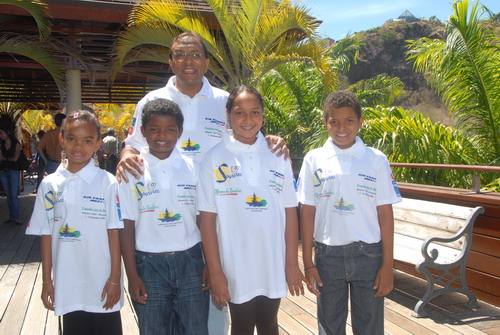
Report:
45,159,60,175
315,241,384,335
133,243,209,335
0,169,20,221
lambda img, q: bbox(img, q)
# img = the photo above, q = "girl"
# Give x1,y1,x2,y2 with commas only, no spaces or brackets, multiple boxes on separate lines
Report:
26,110,123,335
0,124,22,225
197,85,304,335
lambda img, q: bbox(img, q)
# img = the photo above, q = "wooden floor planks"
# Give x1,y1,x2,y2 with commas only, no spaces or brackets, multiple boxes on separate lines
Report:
1,190,500,334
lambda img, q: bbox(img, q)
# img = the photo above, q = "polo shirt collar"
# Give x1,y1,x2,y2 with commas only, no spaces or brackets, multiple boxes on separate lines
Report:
323,136,366,159
165,76,213,100
140,146,183,167
223,130,268,154
56,161,100,184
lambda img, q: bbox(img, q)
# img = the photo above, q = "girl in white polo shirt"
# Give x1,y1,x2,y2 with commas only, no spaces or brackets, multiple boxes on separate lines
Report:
26,110,123,335
198,85,304,335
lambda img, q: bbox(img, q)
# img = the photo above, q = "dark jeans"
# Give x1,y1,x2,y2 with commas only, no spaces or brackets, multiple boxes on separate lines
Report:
315,241,384,335
133,243,209,335
228,296,281,335
104,154,118,174
62,310,122,335
0,169,20,221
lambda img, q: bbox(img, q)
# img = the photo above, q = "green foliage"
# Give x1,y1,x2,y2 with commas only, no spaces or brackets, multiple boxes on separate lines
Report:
348,75,405,107
112,0,335,89
406,0,500,164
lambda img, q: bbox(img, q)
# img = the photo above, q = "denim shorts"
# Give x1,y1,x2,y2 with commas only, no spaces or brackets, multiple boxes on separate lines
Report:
133,243,209,335
315,241,384,335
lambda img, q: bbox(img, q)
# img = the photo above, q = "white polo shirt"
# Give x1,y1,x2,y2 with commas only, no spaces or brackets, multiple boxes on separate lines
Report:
298,137,401,246
197,131,298,304
118,147,200,253
125,76,228,162
26,162,124,316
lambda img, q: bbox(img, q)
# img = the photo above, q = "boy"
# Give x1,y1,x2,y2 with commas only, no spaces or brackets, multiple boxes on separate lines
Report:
298,90,401,335
118,98,208,334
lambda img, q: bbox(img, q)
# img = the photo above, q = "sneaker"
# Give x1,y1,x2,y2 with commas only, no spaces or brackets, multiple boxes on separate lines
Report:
3,219,14,224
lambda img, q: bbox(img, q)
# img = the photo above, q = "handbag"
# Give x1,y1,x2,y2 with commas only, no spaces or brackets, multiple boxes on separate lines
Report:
18,150,30,170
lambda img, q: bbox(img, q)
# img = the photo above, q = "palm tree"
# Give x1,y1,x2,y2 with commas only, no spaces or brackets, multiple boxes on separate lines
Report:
0,0,64,91
112,0,335,89
406,0,499,164
93,103,135,141
348,75,405,107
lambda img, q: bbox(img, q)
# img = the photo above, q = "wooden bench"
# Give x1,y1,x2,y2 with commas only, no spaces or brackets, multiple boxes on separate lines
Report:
393,197,485,317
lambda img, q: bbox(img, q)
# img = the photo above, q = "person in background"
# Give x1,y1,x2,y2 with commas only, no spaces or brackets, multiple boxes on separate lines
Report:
0,124,22,225
298,90,401,335
26,110,123,335
37,113,66,174
103,128,119,174
33,130,46,193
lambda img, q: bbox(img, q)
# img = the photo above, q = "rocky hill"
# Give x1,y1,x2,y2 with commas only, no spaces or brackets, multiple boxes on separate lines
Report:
346,19,451,124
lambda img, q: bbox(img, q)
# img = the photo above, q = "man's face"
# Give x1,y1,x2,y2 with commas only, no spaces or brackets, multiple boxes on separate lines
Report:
168,35,210,94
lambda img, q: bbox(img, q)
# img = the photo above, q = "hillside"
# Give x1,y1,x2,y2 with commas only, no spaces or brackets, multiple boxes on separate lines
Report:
346,19,452,124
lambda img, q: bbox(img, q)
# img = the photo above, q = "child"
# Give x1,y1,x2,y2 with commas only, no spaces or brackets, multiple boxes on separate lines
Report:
298,90,402,335
118,98,209,334
26,110,123,335
198,85,304,335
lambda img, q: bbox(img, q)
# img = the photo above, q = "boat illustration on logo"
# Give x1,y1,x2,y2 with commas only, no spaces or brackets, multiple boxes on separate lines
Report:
158,209,182,222
245,194,267,207
59,224,81,238
181,138,200,152
333,198,355,211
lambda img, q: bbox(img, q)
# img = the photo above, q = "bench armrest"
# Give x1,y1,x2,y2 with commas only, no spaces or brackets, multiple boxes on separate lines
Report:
421,206,484,262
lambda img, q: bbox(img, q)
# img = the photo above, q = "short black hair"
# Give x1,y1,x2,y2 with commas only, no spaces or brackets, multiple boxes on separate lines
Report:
226,85,264,113
142,99,184,129
169,32,209,59
61,110,101,139
54,113,67,127
323,90,362,120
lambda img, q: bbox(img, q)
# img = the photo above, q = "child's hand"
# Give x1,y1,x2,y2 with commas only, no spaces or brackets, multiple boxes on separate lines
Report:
304,266,322,296
286,265,305,296
374,264,394,297
202,265,210,291
41,281,55,311
102,279,121,310
209,272,231,307
129,275,148,304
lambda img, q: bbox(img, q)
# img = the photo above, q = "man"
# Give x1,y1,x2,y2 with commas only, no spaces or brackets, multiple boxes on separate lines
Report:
37,113,66,174
102,128,119,174
118,32,287,335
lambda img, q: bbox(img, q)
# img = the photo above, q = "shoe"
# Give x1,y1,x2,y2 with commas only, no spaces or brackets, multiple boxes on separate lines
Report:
3,219,14,224
15,221,22,225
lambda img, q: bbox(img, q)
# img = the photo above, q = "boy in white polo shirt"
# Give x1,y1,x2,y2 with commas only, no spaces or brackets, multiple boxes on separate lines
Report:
298,90,401,335
118,99,208,334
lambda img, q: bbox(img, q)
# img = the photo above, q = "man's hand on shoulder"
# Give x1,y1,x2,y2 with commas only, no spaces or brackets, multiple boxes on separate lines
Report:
265,134,290,160
116,146,143,183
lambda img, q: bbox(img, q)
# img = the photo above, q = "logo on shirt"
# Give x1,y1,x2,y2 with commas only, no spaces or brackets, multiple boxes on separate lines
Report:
116,195,122,220
181,138,200,152
245,194,268,212
214,163,242,183
128,117,136,135
333,198,355,212
157,209,182,223
44,190,63,211
205,117,226,127
312,168,335,187
133,182,159,201
59,223,81,238
391,174,401,197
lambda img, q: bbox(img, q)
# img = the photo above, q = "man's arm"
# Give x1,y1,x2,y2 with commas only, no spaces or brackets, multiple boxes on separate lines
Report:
116,146,143,183
374,204,394,297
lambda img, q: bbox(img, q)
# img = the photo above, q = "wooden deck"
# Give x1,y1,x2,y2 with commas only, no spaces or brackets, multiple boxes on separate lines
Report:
1,186,500,334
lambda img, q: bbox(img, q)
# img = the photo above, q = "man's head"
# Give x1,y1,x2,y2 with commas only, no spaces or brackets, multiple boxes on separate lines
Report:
168,32,210,97
54,113,67,127
107,128,115,136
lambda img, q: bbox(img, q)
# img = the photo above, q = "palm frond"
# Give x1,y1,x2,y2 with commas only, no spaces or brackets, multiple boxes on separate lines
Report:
1,0,52,39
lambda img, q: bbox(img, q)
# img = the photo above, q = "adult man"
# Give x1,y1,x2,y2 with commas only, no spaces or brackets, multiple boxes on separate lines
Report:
37,113,66,174
118,32,287,335
102,128,119,174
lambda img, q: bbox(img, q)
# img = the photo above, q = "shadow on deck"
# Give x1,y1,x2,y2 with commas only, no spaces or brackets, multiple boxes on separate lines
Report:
0,180,499,334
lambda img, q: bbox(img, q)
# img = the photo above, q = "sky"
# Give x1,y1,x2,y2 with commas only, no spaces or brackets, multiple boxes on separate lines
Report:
302,0,500,40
